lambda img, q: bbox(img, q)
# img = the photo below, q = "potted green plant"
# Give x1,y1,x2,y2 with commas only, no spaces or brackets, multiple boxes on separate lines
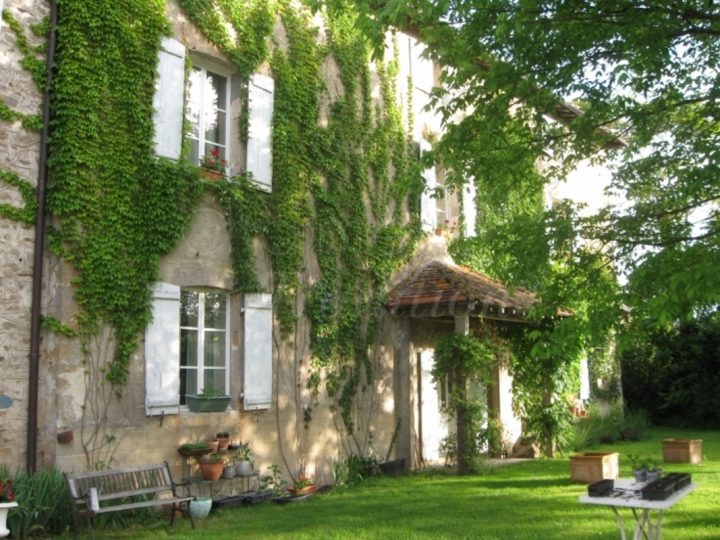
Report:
288,473,317,496
178,441,212,458
0,477,17,538
628,454,662,483
186,388,231,413
198,453,225,481
234,442,254,476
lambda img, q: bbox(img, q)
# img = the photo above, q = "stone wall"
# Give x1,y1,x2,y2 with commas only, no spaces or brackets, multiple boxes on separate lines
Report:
0,0,47,469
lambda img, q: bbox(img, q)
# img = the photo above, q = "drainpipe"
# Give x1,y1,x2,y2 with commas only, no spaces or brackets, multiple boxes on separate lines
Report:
27,0,58,474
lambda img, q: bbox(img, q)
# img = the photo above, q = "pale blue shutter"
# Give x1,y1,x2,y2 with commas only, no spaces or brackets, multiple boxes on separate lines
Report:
463,180,477,237
145,282,181,416
243,293,273,410
420,140,437,232
153,37,185,160
247,74,274,191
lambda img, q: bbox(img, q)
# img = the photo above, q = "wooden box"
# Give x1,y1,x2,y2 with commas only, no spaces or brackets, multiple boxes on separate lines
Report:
570,452,619,484
662,439,702,464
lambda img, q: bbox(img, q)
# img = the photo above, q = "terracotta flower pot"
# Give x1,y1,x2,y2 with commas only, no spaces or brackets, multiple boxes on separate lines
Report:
198,459,224,481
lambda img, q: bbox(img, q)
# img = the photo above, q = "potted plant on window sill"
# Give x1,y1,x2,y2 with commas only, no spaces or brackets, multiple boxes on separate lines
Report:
186,388,231,413
198,147,227,181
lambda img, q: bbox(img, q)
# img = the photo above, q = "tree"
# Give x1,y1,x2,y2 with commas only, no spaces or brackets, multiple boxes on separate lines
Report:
317,0,719,451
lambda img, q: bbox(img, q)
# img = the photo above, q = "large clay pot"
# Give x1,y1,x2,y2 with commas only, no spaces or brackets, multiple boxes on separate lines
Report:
198,459,224,481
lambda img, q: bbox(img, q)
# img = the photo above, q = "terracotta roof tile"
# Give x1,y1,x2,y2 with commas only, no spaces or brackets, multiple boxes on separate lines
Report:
387,260,537,317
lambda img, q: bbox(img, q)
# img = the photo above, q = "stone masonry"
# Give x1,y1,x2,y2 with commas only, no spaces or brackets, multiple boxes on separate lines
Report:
0,0,47,468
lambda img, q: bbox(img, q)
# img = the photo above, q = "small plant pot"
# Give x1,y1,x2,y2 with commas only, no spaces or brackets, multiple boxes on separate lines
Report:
236,460,253,477
632,469,647,483
222,465,235,479
189,498,212,519
288,484,317,496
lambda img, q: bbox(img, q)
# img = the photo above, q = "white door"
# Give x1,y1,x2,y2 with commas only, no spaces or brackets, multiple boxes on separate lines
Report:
419,350,449,463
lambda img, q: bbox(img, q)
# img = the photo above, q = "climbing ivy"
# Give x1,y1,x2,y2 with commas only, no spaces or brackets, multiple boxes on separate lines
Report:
210,174,269,292
0,171,38,225
48,0,202,386
180,0,422,431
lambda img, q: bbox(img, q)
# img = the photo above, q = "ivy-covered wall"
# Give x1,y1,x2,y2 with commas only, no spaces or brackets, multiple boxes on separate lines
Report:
15,0,431,478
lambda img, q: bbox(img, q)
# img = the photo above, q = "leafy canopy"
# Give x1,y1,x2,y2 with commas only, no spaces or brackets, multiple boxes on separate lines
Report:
321,0,720,331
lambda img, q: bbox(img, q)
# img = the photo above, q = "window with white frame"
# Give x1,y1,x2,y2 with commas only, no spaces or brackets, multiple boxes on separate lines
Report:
186,65,230,171
180,289,229,402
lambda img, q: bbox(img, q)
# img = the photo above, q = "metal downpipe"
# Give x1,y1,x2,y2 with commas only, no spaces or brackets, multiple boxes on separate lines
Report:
27,0,57,474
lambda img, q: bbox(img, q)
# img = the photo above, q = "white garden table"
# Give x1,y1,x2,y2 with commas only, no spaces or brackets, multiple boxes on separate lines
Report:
579,478,696,540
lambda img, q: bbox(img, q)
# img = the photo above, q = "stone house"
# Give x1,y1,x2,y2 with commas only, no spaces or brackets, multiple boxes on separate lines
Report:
0,0,545,486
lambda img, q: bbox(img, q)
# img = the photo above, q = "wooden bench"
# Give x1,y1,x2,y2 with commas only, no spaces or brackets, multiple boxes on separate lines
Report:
64,461,195,538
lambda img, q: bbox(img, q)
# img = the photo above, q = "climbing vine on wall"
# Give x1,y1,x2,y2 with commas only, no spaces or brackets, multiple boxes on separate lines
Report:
180,0,423,436
48,0,202,386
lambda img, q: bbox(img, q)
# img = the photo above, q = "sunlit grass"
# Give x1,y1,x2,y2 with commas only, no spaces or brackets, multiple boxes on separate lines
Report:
69,427,719,539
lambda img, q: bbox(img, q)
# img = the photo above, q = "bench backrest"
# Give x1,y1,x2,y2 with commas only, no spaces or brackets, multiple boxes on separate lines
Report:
66,462,174,505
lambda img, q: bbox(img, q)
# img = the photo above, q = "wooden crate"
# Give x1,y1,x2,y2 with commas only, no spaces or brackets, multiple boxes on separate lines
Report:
570,452,619,483
662,439,702,464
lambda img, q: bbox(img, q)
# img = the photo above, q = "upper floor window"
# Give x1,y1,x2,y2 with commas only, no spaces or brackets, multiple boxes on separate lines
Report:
180,289,229,402
187,65,230,170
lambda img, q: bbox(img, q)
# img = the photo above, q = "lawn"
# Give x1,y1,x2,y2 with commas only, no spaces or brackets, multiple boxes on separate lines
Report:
71,428,719,539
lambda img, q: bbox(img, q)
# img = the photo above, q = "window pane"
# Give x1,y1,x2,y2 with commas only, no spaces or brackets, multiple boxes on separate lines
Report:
204,331,226,367
180,368,198,402
180,329,198,367
205,111,227,146
204,369,226,393
189,139,200,166
209,72,227,112
181,291,199,327
204,293,226,328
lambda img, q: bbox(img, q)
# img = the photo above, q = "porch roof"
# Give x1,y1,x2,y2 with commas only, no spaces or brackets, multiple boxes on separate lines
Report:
386,260,539,321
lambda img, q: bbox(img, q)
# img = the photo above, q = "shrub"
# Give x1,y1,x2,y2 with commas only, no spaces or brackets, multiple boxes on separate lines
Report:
569,403,649,451
0,466,73,538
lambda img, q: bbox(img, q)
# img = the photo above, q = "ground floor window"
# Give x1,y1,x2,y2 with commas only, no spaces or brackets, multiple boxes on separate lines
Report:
180,289,229,402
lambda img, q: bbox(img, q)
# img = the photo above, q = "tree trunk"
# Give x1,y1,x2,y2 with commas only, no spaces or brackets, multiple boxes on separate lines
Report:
455,368,471,474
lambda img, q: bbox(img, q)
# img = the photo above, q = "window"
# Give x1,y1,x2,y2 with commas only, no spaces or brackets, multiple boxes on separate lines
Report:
187,65,230,170
180,290,230,402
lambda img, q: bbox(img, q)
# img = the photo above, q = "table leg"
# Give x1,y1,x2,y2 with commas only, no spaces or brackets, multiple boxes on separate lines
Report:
610,507,628,540
632,509,664,540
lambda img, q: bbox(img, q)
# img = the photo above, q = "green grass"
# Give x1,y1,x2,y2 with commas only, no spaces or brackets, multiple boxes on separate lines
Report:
68,428,719,539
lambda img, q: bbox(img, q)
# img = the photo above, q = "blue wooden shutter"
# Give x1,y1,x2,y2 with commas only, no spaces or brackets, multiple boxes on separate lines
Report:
247,74,274,191
243,293,273,410
145,282,180,416
153,37,185,160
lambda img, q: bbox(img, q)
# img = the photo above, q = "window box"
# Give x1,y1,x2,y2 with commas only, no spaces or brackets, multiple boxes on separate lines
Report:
186,394,231,413
569,452,619,484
